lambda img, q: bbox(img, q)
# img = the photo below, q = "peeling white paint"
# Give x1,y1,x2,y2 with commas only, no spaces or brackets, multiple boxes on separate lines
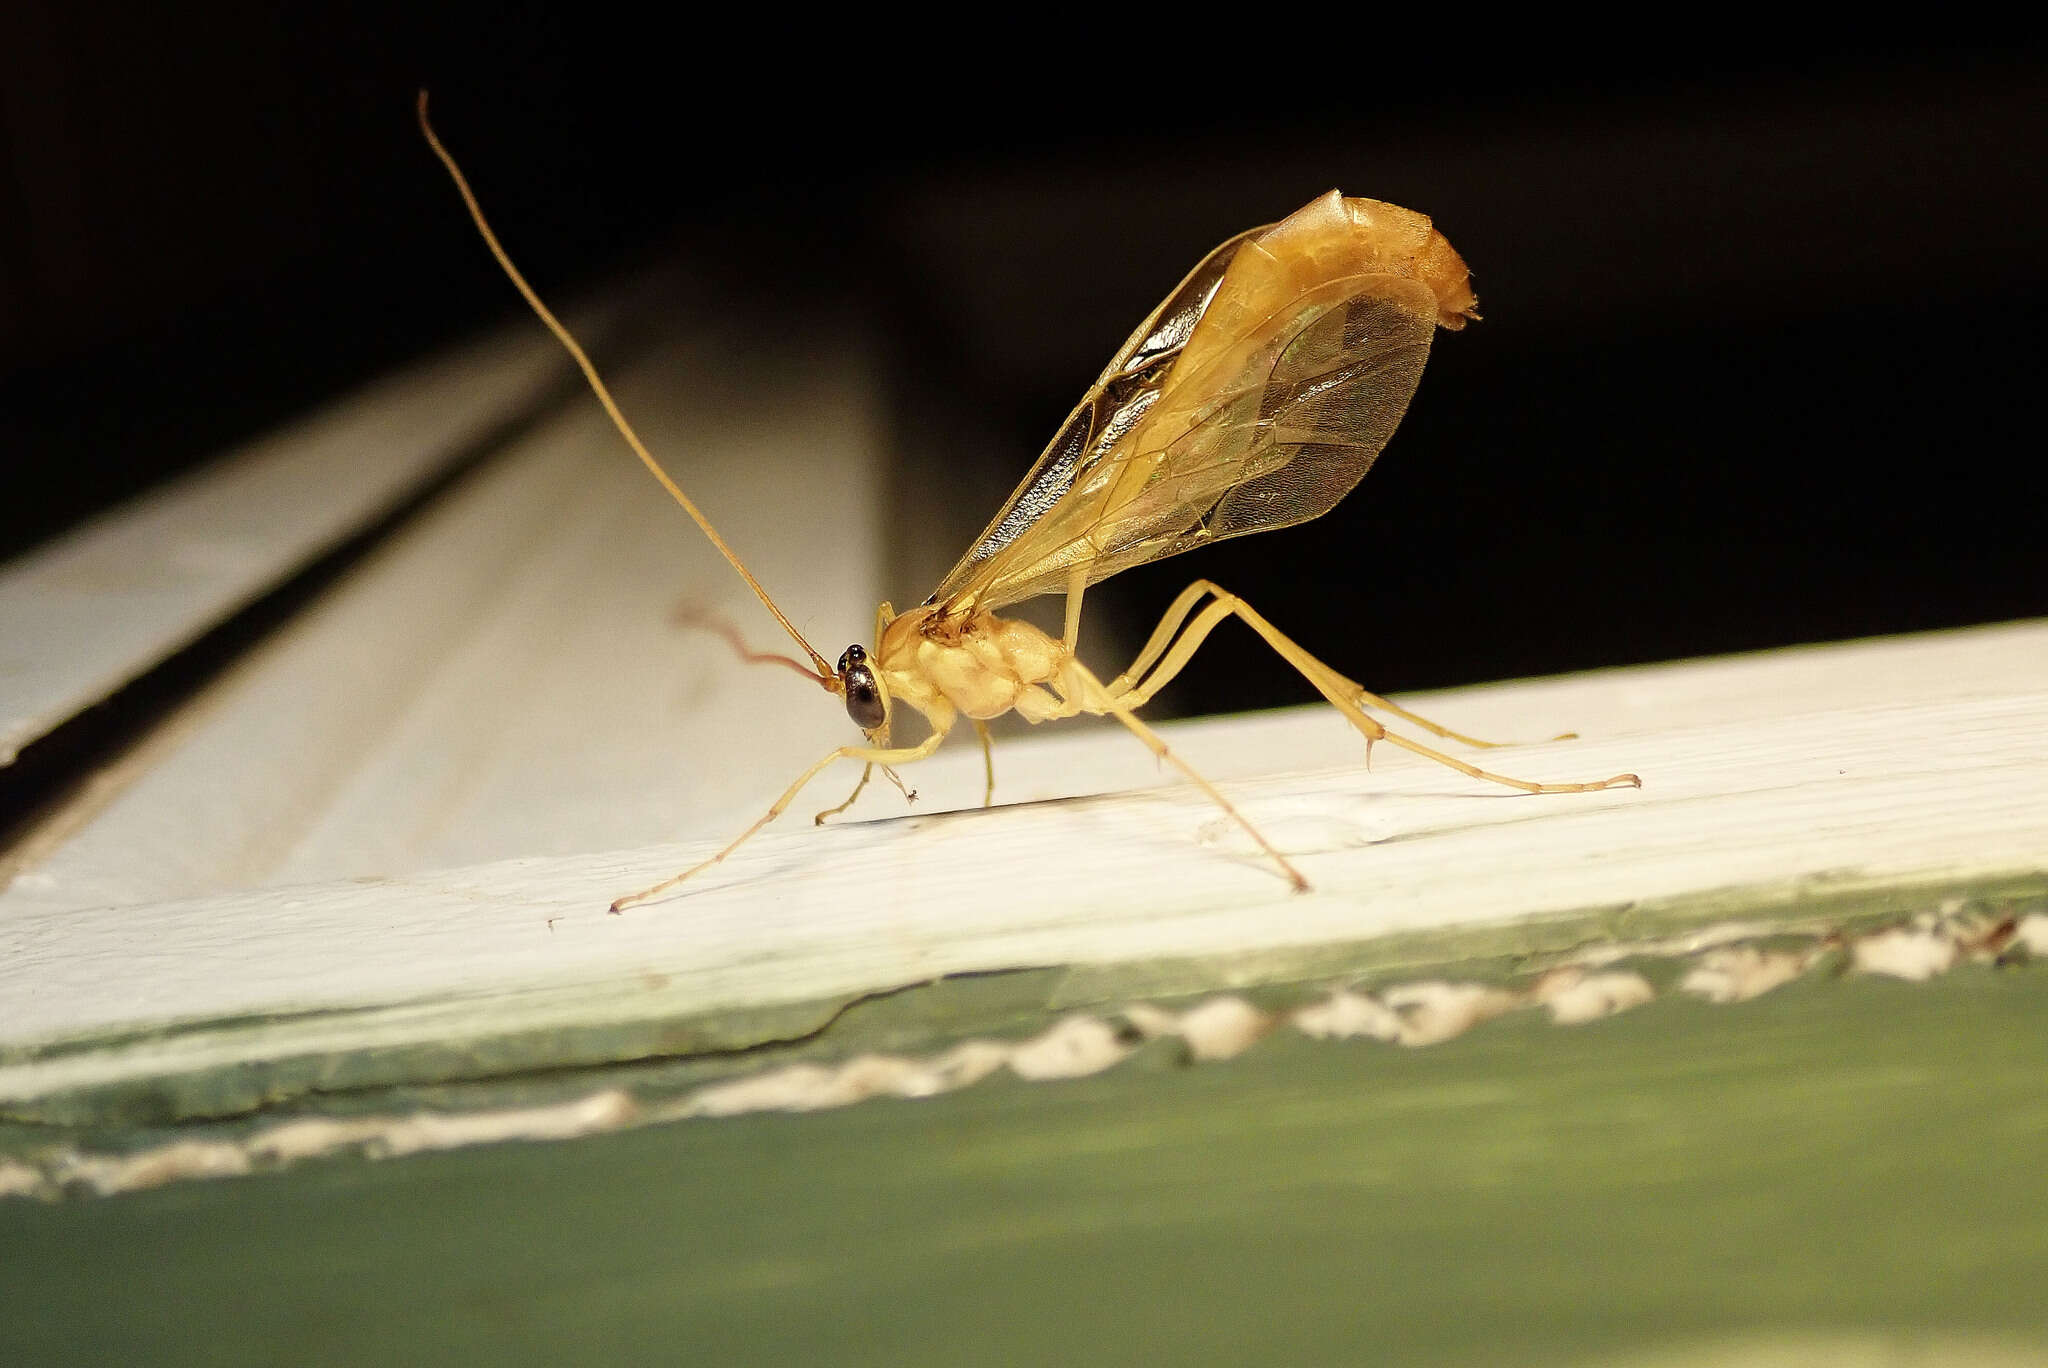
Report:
1534,969,1656,1024
1123,996,1273,1060
2011,914,2048,957
7,903,2038,1202
58,1140,252,1196
1377,981,1524,1047
1851,925,1962,981
1003,1015,1135,1081
0,1159,49,1200
1291,989,1404,1042
1678,946,1818,1003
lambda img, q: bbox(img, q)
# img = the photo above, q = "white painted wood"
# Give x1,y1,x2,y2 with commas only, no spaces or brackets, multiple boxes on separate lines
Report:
821,616,2048,821
2,620,2042,1105
0,324,889,916
0,314,607,766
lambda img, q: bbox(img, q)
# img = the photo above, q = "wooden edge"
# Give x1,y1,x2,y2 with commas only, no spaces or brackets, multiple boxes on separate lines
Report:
0,299,631,767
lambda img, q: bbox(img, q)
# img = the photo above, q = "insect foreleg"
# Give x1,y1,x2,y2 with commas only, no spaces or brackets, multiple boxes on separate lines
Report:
1063,659,1309,891
609,730,947,912
1109,581,1639,795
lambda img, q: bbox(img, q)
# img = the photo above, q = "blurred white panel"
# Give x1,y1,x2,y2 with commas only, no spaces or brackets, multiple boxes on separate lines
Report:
0,317,602,765
0,312,889,915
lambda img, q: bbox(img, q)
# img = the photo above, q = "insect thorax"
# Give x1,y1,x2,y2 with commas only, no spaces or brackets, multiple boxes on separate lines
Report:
877,604,1069,724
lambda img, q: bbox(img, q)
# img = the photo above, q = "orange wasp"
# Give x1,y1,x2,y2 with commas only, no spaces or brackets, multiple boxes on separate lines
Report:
420,97,1639,911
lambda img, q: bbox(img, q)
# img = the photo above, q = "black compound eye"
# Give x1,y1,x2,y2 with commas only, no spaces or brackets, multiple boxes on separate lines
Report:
843,664,885,731
837,644,884,730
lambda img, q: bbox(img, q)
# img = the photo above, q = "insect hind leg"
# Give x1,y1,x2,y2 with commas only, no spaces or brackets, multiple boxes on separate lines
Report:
1109,580,1639,795
1063,659,1308,891
1110,582,1511,747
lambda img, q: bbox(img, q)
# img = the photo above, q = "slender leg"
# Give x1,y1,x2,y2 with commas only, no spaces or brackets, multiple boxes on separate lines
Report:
1111,584,1500,745
1103,580,1211,697
879,764,916,802
1062,566,1088,652
813,763,874,825
611,730,947,912
869,606,917,806
1063,659,1309,892
1109,584,1527,747
1111,581,1638,794
813,751,920,832
973,720,996,807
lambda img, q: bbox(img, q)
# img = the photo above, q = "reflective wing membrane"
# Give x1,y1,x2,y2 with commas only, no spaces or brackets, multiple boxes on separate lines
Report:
930,191,1476,613
928,224,1262,602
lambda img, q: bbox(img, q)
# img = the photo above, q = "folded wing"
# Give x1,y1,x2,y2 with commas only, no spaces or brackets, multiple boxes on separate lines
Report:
930,190,1478,615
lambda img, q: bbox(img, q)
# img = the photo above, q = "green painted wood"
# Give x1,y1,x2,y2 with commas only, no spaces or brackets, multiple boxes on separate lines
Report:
5,966,2044,1365
10,872,2038,1131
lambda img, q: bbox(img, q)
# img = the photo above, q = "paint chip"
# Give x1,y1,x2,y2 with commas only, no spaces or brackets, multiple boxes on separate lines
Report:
1005,1014,1134,1081
673,1016,1136,1119
1124,996,1272,1060
917,1040,1015,1093
1851,925,1960,981
682,1064,844,1117
1534,969,1656,1024
60,1140,250,1196
0,1160,49,1200
1679,946,1816,1003
371,1090,639,1155
1377,981,1523,1047
249,1116,399,1164
1292,989,1404,1042
674,1057,972,1116
2009,914,2048,957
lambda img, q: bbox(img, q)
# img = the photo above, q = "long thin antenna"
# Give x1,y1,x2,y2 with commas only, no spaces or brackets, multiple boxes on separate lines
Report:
416,91,835,684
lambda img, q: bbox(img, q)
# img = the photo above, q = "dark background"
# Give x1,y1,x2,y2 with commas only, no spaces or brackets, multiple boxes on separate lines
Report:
5,13,2043,719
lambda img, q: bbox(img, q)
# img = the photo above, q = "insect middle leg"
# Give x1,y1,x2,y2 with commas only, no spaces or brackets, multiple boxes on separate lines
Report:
973,720,996,807
611,730,947,912
1107,580,1639,794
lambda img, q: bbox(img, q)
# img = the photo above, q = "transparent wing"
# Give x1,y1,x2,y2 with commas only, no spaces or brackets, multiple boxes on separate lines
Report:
929,191,1477,614
928,224,1263,600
